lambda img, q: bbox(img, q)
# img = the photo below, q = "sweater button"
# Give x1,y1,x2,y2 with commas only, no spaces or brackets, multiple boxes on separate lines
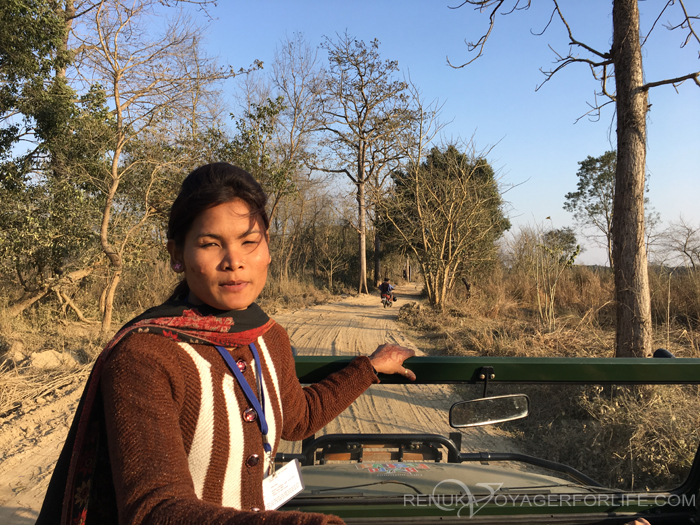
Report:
251,507,260,512
243,408,257,422
236,359,247,373
246,454,260,467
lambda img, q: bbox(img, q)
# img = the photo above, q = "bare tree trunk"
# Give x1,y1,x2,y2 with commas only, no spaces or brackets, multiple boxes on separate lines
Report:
100,151,124,336
102,271,122,336
611,0,652,358
60,291,98,324
374,233,381,287
6,267,94,318
283,232,298,281
357,182,369,294
6,289,51,318
55,0,74,79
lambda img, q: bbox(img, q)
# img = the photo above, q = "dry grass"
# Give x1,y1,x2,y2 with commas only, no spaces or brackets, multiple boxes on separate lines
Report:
258,274,347,314
0,360,91,418
0,304,102,419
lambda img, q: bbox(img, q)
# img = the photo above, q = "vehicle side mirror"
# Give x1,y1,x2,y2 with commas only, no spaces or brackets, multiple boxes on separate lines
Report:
449,394,530,428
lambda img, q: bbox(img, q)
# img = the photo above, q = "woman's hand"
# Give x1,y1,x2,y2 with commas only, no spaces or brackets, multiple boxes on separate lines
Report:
369,344,416,380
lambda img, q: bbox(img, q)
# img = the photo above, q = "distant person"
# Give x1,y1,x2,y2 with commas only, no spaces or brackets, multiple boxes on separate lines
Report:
37,163,416,525
379,277,395,302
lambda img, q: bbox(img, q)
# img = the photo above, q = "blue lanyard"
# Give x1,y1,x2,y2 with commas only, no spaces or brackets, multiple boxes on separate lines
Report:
215,343,271,454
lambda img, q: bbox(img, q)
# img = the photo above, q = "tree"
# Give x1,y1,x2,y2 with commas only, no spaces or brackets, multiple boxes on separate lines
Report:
564,150,661,270
0,85,113,296
305,195,352,291
69,0,250,335
662,217,700,270
564,151,616,269
536,227,580,332
318,33,412,294
0,3,112,319
450,0,699,357
381,143,510,308
230,96,294,221
0,0,68,164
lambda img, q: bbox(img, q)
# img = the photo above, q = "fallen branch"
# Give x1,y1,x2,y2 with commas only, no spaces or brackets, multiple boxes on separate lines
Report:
58,290,99,324
5,267,95,319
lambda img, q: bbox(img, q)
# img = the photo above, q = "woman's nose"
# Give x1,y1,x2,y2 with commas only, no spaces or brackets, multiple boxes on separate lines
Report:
222,249,244,270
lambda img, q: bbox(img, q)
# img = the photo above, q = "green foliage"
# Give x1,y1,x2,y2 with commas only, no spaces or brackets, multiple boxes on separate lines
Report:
384,144,510,307
0,85,113,289
541,227,580,266
536,227,581,332
563,151,616,268
563,150,660,270
0,0,68,160
230,97,296,208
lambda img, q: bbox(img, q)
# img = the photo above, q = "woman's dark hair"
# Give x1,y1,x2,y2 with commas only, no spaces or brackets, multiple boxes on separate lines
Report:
167,163,269,300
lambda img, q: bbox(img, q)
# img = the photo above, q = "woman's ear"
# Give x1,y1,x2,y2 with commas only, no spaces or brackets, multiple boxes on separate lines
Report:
167,240,184,273
265,231,272,264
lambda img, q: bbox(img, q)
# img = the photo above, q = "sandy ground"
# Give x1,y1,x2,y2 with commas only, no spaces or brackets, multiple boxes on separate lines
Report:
0,283,519,523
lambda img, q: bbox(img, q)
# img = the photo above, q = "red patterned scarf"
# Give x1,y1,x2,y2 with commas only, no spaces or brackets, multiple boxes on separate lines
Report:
36,301,274,525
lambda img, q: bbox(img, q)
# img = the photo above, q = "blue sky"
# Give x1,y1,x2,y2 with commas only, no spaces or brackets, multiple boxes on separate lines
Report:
198,1,699,265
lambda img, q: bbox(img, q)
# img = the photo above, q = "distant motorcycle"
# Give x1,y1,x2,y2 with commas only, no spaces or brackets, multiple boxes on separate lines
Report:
379,279,396,308
381,292,396,308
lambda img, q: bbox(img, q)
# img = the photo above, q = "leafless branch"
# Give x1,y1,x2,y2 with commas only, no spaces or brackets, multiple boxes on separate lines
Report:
665,0,700,49
641,71,700,91
573,98,615,124
551,1,610,60
641,0,674,48
447,0,510,69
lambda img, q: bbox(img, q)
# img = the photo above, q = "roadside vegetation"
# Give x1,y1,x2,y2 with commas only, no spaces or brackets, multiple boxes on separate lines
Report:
398,262,700,491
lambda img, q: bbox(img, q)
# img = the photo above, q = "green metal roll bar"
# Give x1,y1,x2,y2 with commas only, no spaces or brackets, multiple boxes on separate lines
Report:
294,356,700,384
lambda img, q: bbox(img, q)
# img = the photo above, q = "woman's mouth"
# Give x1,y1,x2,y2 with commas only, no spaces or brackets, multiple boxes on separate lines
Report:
220,281,248,293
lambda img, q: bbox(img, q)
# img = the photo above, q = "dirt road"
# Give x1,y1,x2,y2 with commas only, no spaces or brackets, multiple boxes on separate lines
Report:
274,284,516,453
0,284,517,523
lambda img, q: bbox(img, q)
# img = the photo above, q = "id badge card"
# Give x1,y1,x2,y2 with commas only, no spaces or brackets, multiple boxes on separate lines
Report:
262,459,305,510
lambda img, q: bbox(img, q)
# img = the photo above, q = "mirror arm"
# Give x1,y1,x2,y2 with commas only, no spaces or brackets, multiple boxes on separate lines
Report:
478,366,495,397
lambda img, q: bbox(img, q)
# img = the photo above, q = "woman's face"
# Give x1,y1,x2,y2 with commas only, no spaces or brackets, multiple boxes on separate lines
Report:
168,199,271,311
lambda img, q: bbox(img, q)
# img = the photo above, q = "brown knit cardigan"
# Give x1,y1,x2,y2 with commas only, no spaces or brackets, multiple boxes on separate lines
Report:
99,323,378,524
37,305,378,525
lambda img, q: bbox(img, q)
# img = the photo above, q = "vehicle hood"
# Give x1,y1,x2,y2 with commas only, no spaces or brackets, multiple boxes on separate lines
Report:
298,461,595,497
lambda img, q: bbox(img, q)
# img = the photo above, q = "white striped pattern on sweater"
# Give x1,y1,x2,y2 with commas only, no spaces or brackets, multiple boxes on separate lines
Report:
256,337,281,474
177,339,282,506
178,343,214,500
221,374,244,508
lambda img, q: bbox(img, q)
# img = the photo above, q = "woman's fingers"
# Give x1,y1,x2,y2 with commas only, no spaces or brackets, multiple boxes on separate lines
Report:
369,344,416,380
403,367,416,381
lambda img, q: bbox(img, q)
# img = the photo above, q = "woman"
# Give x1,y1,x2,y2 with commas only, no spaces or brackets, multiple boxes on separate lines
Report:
37,163,415,525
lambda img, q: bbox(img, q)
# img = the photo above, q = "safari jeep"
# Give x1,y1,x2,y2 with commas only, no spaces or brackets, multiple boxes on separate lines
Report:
278,356,700,524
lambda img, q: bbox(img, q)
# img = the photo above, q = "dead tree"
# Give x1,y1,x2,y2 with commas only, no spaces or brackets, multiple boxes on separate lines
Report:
450,0,699,357
317,33,412,294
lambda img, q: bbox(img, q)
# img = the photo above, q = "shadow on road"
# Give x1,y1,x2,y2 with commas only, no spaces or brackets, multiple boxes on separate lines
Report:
0,506,39,525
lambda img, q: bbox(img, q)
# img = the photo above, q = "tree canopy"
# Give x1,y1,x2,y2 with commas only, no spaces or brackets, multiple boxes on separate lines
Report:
381,144,510,308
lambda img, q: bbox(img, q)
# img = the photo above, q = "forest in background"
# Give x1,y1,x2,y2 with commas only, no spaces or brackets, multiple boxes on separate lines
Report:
0,0,698,348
